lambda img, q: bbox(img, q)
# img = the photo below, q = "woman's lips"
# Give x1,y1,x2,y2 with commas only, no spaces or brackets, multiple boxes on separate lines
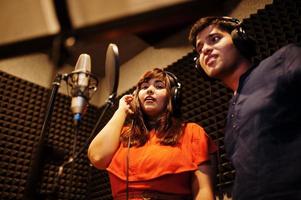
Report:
144,96,155,103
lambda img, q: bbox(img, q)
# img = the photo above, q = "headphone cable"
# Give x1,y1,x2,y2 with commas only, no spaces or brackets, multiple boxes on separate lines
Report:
126,134,131,200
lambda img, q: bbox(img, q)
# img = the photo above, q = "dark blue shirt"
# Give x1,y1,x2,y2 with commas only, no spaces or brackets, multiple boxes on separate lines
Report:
225,44,301,200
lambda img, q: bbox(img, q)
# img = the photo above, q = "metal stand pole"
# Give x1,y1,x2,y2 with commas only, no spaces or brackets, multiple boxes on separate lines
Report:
24,74,66,200
49,93,116,199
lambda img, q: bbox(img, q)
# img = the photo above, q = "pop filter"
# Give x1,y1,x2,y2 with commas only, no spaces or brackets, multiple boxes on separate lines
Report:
105,43,120,99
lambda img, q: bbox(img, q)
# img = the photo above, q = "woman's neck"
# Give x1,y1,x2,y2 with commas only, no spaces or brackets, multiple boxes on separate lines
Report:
146,116,161,130
147,119,158,130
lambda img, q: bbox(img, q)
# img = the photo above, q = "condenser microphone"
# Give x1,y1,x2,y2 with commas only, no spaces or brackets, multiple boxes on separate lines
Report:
67,54,98,123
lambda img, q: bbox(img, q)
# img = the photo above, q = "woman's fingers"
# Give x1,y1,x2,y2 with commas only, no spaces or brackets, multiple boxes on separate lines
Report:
119,94,135,114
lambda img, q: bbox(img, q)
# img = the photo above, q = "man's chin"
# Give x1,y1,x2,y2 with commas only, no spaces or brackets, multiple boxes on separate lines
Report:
206,69,220,78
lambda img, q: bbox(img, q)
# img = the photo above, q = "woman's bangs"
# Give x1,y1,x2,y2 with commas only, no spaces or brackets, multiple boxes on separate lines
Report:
137,70,166,88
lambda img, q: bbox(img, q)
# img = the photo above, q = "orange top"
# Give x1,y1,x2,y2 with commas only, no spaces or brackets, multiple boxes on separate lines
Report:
107,122,217,197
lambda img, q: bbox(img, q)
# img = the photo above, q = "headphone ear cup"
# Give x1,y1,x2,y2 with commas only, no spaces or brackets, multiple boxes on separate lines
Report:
171,86,181,116
231,27,256,59
194,56,213,81
169,79,178,107
170,87,176,107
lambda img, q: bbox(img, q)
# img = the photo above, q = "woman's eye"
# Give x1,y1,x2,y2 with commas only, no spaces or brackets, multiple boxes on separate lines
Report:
140,83,149,89
155,83,165,89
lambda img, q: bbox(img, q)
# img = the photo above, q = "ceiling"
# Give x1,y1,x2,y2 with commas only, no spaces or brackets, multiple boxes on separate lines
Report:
0,0,241,77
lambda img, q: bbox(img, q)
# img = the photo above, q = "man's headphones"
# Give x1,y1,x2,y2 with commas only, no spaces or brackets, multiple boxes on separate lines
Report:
165,71,182,116
224,17,256,59
195,16,256,71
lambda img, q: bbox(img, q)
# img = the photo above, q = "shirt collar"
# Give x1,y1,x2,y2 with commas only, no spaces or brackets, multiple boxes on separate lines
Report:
236,64,257,94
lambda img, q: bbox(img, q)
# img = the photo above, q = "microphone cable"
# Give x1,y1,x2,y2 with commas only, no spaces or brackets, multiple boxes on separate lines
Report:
51,98,115,199
126,134,131,200
67,122,79,199
50,122,80,199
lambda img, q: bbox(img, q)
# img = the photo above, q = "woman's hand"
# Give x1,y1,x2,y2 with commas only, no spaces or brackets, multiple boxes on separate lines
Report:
88,94,135,169
118,94,134,115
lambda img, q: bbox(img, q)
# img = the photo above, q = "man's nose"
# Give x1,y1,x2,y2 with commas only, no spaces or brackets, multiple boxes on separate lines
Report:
202,43,212,55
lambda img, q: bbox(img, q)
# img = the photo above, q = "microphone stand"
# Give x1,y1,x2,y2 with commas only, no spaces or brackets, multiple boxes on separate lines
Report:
60,93,116,163
24,73,67,200
24,67,116,199
93,93,116,134
50,93,116,199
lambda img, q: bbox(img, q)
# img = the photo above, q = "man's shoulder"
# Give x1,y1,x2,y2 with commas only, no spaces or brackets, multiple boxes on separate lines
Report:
273,43,301,56
259,43,301,64
279,43,300,51
274,43,301,65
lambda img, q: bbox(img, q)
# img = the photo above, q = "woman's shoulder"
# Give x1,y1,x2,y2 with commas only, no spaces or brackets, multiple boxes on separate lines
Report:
182,122,205,131
182,122,207,138
182,122,218,154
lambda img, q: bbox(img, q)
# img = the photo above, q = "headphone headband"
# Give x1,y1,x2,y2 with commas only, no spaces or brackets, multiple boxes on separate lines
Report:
218,16,241,25
165,71,181,89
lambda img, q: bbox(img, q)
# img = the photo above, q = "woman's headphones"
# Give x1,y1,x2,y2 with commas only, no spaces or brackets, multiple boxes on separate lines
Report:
195,16,256,71
165,71,182,116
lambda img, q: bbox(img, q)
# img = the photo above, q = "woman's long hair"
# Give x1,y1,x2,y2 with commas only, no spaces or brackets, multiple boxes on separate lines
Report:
120,68,183,147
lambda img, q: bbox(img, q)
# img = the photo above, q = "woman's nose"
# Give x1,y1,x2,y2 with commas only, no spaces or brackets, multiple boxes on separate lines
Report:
146,86,154,94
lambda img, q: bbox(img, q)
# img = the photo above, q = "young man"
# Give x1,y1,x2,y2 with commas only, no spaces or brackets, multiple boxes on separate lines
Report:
189,16,301,200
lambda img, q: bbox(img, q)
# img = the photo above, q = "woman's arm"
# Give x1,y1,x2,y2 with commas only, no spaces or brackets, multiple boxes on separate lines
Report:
192,162,215,200
87,94,134,169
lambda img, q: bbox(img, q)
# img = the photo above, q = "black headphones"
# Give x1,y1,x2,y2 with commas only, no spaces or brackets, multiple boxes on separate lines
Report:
226,17,256,59
195,16,256,71
165,71,182,116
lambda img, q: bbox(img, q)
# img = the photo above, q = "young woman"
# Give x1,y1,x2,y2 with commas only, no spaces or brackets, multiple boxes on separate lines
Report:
88,68,217,200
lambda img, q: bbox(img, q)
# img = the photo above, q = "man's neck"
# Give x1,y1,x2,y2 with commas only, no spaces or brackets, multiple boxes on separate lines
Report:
222,59,252,92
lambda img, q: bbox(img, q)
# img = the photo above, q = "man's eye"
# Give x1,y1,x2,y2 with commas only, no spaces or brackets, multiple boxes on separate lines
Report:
211,35,221,43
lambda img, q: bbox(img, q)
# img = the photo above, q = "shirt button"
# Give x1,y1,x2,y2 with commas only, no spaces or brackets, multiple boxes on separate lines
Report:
232,102,236,105
231,114,234,118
